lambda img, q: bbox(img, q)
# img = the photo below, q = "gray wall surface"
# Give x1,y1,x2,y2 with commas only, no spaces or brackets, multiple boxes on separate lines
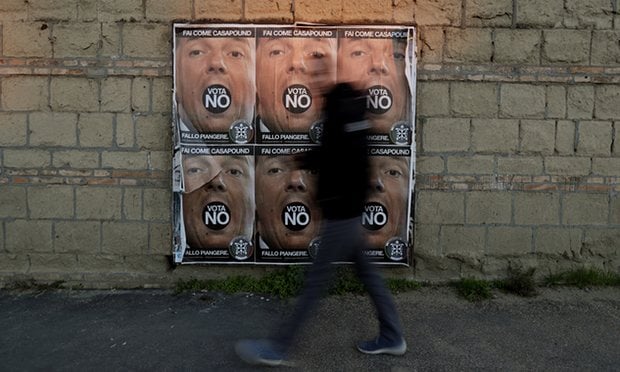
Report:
0,0,618,288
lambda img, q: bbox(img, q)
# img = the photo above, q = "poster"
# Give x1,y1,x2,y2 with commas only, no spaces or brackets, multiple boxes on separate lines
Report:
363,146,412,262
337,28,413,146
174,145,255,262
256,27,337,144
255,145,321,262
172,24,416,265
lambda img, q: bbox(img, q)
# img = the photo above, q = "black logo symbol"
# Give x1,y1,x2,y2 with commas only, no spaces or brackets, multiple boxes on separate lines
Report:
229,121,253,144
229,236,253,260
308,237,321,260
309,120,323,144
366,85,393,114
390,121,411,145
203,84,231,113
282,202,311,231
384,238,406,261
283,84,312,114
362,202,388,231
203,202,230,230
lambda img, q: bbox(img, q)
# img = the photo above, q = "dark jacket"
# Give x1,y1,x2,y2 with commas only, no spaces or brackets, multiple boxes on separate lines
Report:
300,83,370,220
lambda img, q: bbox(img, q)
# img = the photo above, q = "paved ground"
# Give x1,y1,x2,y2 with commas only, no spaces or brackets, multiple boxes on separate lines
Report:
1,286,619,371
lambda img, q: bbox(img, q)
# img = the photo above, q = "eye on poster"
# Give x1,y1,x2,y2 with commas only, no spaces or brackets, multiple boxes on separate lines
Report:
172,24,416,266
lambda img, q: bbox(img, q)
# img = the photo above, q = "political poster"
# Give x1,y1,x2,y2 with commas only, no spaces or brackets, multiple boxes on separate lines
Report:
174,26,256,144
337,28,414,146
255,145,321,262
255,27,337,144
171,24,416,265
362,146,413,263
175,145,255,263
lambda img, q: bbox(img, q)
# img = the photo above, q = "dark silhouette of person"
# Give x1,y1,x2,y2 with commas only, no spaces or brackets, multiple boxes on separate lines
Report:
235,83,406,366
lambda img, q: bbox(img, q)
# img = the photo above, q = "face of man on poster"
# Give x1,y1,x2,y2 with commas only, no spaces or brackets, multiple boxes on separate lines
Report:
363,156,409,248
175,36,256,133
182,154,255,249
256,36,337,133
255,155,321,250
337,37,409,134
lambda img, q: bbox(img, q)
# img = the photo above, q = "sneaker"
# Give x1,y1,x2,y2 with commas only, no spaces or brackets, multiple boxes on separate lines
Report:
235,339,292,367
356,336,407,356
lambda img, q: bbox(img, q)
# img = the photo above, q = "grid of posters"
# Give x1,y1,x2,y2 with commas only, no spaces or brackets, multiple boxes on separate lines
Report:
172,24,416,266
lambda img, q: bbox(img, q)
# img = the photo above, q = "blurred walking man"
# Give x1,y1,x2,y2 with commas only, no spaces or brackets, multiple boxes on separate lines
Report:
235,83,406,366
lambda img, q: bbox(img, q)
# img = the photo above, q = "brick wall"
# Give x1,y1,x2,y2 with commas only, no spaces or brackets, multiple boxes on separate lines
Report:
0,0,618,287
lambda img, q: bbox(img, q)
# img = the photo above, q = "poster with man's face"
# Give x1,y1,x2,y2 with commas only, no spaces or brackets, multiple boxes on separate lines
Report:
174,27,256,144
362,147,412,263
172,24,415,265
255,146,322,262
338,29,413,146
179,145,255,262
256,27,337,144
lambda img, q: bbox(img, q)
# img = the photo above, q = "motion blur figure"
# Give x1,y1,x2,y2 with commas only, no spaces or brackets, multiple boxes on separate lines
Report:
235,83,406,367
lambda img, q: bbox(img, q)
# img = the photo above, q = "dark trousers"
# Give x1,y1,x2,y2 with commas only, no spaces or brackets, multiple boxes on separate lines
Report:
273,217,404,352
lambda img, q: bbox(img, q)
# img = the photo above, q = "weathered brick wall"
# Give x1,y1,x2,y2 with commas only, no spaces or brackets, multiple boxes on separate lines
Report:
414,0,620,280
0,0,618,287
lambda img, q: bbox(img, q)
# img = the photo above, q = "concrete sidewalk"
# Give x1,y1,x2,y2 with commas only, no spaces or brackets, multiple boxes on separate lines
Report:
1,287,618,371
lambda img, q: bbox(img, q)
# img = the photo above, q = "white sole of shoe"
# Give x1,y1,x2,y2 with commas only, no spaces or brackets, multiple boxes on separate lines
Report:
234,342,295,367
356,340,407,356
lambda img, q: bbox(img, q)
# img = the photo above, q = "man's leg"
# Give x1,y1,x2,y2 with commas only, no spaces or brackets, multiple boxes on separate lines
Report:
348,222,406,355
272,219,347,350
236,219,346,365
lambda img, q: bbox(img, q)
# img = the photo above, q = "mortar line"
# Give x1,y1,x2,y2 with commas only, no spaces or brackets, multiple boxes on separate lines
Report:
574,120,580,154
0,23,3,65
544,85,549,119
93,21,106,59
540,29,545,66
132,111,138,150
112,113,118,150
612,121,617,155
1,221,5,253
490,28,496,63
121,187,127,220
512,0,518,28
